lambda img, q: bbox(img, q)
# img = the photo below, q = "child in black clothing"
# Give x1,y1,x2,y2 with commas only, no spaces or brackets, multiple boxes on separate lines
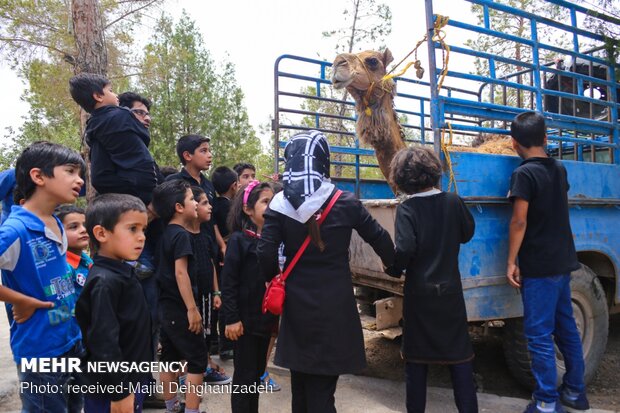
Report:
222,180,278,413
152,180,206,413
189,186,231,385
69,73,159,206
385,147,477,413
211,166,238,241
211,166,239,360
76,194,152,413
507,112,587,413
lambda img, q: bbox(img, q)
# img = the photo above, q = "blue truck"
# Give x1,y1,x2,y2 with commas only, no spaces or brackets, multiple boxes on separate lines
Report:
272,0,618,388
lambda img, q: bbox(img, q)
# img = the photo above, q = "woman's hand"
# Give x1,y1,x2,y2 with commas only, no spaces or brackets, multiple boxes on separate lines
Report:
225,321,244,341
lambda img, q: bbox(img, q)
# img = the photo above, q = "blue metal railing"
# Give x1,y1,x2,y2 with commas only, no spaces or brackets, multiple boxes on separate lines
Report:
273,55,479,196
429,0,620,164
274,0,620,196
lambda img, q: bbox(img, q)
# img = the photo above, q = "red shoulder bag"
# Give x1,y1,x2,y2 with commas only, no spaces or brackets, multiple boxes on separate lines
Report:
262,190,343,315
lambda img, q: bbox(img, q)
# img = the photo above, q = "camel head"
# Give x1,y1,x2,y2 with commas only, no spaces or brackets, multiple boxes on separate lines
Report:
331,49,394,93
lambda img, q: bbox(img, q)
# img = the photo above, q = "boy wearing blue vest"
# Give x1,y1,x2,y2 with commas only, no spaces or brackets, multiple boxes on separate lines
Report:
0,141,86,412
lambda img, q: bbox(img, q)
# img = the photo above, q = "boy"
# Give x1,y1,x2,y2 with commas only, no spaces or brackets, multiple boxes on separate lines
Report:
507,111,587,413
190,186,231,385
166,135,222,253
233,162,256,188
211,166,238,241
153,180,208,413
76,194,152,413
56,205,92,297
210,166,239,360
69,73,159,206
0,141,85,412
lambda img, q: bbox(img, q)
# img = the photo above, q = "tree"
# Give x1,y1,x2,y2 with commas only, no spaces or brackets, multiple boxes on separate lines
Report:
139,13,261,170
581,0,620,62
466,0,570,108
0,0,162,166
322,0,392,55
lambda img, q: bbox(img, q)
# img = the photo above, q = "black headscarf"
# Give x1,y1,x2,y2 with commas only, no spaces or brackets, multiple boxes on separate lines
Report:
282,130,331,210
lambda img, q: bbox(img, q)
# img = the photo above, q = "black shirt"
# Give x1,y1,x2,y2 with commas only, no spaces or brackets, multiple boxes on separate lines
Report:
212,196,231,239
388,191,475,294
509,157,580,277
85,105,158,205
75,255,152,400
156,224,199,317
191,226,215,295
166,168,217,250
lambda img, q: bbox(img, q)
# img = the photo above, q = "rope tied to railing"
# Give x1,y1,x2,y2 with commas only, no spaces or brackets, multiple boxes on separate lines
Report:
441,122,459,194
360,14,450,117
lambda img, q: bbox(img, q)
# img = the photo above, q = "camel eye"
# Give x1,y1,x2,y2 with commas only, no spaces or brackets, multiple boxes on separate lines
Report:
365,57,379,68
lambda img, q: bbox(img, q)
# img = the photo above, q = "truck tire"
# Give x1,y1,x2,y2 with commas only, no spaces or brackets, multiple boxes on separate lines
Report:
502,264,609,389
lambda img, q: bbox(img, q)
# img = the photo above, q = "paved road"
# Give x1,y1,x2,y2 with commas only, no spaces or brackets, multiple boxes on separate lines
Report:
0,314,616,412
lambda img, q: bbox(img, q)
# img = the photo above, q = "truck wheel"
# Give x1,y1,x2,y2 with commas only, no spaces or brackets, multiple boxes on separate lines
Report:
502,264,609,389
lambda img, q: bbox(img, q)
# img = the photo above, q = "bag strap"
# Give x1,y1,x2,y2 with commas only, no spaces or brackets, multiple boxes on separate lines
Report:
280,189,343,281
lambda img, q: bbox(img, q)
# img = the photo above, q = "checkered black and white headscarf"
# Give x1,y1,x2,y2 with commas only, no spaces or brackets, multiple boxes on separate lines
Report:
270,131,335,223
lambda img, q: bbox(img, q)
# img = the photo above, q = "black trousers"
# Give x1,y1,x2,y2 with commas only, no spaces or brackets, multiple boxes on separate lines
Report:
290,370,339,413
405,361,478,413
231,334,270,413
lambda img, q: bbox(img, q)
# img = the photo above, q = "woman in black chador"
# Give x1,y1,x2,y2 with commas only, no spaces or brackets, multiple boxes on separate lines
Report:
257,130,394,413
385,147,478,413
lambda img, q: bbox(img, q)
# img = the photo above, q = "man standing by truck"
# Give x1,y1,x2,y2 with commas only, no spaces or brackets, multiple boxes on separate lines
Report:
507,111,589,413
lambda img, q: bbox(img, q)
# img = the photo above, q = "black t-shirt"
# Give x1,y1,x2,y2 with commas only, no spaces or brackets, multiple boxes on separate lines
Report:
156,224,199,317
166,169,217,252
212,196,231,239
509,157,580,277
191,226,215,296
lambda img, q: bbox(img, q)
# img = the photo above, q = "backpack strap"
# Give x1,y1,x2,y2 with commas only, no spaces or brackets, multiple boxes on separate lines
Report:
280,190,343,281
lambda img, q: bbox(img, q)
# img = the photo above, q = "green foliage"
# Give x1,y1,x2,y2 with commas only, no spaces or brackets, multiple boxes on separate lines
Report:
581,0,620,62
0,0,158,167
139,13,260,170
465,0,570,108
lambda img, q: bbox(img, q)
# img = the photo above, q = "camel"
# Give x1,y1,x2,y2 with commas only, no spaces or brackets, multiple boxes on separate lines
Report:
331,49,406,191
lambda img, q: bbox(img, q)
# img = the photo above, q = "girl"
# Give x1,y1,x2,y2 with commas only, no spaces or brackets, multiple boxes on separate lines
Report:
257,131,395,413
221,180,278,413
386,147,478,413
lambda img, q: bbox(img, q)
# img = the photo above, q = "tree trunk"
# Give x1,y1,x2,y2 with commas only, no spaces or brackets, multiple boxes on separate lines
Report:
71,0,107,201
72,0,107,75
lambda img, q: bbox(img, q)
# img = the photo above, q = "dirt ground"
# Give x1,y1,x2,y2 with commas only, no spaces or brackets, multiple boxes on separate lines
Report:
361,314,620,411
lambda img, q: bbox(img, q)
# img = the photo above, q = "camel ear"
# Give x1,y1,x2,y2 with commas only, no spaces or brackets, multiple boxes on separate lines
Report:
383,48,394,68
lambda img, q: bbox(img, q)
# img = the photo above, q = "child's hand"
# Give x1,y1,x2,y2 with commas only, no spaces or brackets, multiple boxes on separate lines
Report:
111,393,135,413
213,295,222,310
187,307,203,334
12,296,54,323
506,263,521,288
225,321,244,341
